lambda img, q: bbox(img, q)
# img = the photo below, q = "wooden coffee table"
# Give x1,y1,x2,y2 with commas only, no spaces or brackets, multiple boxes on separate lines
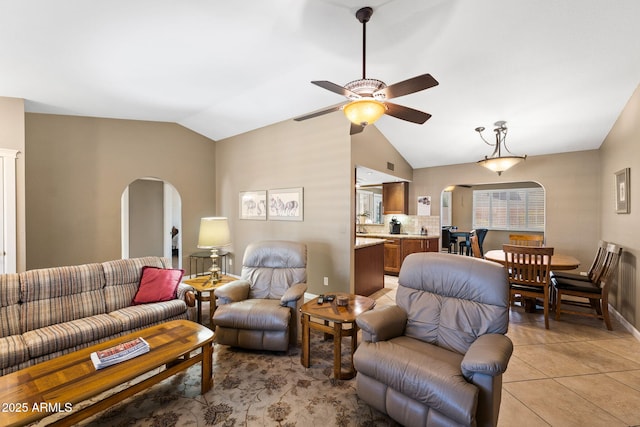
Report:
300,293,375,380
0,319,213,427
183,274,237,324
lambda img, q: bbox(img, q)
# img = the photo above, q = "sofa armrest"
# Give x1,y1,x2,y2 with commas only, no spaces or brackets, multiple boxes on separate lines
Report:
461,334,513,380
177,284,196,307
280,283,307,306
356,305,407,342
214,280,251,305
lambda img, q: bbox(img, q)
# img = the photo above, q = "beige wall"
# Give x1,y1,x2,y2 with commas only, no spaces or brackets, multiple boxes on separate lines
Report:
0,97,26,271
25,113,216,270
351,125,413,182
412,150,601,269
215,113,352,295
600,84,640,329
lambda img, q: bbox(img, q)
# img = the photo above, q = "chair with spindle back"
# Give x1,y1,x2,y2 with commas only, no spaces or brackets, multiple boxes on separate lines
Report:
504,244,554,329
552,243,623,330
509,234,544,247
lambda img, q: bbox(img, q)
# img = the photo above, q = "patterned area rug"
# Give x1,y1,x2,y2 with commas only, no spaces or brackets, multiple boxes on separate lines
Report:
51,330,397,427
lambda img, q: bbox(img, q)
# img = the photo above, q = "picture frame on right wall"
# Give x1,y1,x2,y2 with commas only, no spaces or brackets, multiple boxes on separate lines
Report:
615,168,630,214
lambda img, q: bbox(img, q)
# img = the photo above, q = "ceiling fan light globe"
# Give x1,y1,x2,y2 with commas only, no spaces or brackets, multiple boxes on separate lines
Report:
343,98,386,126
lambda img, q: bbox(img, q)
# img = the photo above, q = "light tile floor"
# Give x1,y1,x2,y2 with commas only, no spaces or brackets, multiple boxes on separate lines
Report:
369,275,640,427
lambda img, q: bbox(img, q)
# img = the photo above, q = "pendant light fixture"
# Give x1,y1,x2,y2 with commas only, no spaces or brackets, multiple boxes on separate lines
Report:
476,121,527,175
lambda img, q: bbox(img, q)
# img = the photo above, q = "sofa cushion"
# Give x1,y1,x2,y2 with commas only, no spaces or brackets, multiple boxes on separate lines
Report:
0,335,29,370
213,299,290,330
22,314,122,358
0,273,21,337
354,336,478,426
132,266,184,305
109,299,188,331
102,257,170,312
20,263,107,332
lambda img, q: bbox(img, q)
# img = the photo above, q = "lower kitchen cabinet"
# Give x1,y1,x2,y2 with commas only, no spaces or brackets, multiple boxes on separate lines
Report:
383,238,401,275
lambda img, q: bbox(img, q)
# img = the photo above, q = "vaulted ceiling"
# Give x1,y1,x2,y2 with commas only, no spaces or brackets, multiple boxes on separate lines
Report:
2,0,639,169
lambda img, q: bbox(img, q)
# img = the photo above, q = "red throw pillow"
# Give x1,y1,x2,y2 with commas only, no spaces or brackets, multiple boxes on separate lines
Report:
132,266,184,305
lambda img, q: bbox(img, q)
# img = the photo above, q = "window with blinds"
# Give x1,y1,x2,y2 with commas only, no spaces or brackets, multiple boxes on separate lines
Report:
473,188,544,231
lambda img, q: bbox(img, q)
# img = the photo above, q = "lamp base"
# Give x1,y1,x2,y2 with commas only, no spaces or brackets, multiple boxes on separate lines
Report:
204,248,221,286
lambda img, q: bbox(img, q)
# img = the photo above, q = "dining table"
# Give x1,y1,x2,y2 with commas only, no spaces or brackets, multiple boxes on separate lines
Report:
483,249,580,271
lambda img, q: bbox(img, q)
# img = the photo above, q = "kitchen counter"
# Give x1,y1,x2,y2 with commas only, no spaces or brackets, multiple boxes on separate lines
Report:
355,237,387,248
354,238,385,296
356,233,440,239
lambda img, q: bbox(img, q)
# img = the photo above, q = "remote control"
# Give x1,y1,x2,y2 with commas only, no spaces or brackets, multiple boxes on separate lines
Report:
317,294,324,304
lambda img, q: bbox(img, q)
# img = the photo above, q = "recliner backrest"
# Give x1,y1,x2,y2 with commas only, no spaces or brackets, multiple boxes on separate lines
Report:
397,252,509,354
241,240,307,299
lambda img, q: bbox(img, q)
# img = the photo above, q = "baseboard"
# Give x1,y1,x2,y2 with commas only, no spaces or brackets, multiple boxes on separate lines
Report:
609,304,640,341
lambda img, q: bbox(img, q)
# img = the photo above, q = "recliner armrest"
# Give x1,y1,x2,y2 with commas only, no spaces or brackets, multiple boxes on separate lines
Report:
461,334,513,380
356,305,407,342
214,280,251,305
280,283,307,306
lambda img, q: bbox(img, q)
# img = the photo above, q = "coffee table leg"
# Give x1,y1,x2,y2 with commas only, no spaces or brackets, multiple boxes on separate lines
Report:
201,342,213,393
301,313,310,368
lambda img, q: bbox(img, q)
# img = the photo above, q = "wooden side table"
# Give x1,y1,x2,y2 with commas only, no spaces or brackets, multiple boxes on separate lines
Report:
183,275,237,325
300,293,375,380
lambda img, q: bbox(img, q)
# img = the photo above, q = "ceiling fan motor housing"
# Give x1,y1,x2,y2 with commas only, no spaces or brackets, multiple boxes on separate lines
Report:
344,78,387,100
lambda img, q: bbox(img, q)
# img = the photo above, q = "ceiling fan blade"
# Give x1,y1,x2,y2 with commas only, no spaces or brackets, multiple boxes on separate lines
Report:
384,102,432,124
350,123,365,135
312,81,360,99
374,74,439,100
294,104,345,121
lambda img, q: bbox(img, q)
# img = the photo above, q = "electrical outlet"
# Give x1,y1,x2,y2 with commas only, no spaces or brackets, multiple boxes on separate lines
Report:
323,277,329,286
229,259,233,266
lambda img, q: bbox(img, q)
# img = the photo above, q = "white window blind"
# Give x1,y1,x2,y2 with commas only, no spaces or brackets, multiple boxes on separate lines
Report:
472,188,544,231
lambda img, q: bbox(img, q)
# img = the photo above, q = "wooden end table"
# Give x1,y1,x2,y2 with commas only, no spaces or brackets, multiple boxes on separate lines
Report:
300,293,375,380
0,319,213,427
183,274,237,324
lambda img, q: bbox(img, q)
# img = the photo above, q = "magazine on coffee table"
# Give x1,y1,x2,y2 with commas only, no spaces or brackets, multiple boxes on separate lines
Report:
90,337,150,370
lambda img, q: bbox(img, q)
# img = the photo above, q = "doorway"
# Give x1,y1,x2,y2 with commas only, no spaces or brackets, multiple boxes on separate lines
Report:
121,178,182,268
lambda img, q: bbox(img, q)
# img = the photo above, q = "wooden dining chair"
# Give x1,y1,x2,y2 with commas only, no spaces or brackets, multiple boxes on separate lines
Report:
509,234,544,247
552,243,623,330
470,234,483,259
503,244,554,329
551,240,608,283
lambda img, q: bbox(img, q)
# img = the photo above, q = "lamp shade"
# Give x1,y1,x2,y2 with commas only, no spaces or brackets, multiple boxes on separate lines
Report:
197,217,231,249
343,98,386,126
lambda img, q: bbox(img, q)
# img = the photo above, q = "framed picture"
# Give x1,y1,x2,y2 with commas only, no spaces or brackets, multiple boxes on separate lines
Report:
615,168,630,214
417,195,431,216
268,187,303,221
239,190,267,220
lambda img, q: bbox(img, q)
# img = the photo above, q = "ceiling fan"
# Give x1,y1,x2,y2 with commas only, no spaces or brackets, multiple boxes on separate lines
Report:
295,6,439,135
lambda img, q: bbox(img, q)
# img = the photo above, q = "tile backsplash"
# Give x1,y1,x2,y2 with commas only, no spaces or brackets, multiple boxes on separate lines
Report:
359,215,441,236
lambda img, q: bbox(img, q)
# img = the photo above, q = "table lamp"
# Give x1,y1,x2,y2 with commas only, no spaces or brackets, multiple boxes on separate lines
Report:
197,217,231,285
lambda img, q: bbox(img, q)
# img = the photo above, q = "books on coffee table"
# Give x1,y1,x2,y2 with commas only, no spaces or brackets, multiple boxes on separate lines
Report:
90,337,150,370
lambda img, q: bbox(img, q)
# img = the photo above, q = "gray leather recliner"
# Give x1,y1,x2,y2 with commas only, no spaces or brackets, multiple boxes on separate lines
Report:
213,240,307,352
354,252,513,427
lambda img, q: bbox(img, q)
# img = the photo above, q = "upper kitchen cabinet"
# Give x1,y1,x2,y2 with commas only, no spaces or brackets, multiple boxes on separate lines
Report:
382,182,409,214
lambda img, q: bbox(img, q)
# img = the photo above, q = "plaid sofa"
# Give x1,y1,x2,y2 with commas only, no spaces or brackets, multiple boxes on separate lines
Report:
0,257,195,375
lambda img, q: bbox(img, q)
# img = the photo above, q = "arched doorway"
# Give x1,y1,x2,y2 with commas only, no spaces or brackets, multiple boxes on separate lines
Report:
121,178,182,268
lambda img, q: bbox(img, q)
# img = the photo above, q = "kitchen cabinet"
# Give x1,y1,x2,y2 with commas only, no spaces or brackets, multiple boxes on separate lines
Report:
401,238,439,260
382,182,408,214
383,238,401,275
